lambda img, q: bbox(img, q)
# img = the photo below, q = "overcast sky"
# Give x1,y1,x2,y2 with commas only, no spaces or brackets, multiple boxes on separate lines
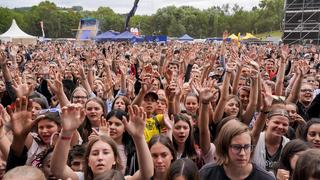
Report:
0,0,261,15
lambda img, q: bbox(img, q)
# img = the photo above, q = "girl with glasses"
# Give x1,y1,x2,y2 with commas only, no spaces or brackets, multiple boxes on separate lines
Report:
200,120,274,180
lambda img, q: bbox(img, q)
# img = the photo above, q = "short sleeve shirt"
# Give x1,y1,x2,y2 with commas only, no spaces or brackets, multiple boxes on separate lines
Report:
200,163,275,180
144,114,164,142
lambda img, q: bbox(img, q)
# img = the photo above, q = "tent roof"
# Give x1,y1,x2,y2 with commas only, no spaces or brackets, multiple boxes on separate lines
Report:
96,31,116,39
114,31,142,40
242,33,258,40
178,34,193,41
228,34,238,40
0,19,36,39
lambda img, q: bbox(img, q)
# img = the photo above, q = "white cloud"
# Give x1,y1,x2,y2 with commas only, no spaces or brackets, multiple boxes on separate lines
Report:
0,0,261,15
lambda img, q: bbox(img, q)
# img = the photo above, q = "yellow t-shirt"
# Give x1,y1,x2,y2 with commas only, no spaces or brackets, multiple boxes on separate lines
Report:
144,114,164,142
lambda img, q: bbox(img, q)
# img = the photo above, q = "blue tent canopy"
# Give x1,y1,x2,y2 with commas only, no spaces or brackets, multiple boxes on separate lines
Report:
114,31,143,42
114,31,136,40
178,34,193,41
95,31,116,41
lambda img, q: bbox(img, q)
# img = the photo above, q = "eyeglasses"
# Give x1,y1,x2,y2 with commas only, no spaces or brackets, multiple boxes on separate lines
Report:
229,144,254,154
38,108,60,114
301,89,313,93
72,96,88,100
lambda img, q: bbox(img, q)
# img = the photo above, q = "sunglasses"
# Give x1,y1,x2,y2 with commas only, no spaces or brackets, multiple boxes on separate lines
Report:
38,108,60,115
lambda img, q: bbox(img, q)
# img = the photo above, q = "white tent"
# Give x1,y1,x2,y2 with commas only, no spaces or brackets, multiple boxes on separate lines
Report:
0,19,37,45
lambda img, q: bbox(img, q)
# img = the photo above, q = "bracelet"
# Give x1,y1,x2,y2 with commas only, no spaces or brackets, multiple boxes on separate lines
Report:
60,135,72,140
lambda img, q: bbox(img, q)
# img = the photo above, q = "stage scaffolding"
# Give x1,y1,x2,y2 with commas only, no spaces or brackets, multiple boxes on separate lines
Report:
283,0,320,45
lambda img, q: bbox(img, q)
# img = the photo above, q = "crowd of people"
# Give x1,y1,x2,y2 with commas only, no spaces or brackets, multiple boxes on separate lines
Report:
0,32,320,180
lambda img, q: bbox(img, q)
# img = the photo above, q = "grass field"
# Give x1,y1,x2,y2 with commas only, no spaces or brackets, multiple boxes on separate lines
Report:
255,30,282,40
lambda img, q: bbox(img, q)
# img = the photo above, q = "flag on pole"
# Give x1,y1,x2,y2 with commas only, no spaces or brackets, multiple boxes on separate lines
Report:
40,21,45,38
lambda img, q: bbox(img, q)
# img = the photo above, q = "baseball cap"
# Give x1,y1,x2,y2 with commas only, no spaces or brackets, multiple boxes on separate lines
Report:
36,109,61,125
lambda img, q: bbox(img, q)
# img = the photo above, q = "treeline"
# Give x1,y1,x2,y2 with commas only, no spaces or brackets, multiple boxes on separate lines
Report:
0,0,284,38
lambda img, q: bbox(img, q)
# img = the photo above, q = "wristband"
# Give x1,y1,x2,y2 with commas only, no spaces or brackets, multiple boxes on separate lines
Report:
60,135,72,140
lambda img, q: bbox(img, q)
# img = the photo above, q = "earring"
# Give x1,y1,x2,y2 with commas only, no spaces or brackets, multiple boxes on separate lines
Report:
112,162,116,169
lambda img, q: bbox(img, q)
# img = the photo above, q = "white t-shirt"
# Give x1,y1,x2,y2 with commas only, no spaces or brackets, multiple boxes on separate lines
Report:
26,138,46,166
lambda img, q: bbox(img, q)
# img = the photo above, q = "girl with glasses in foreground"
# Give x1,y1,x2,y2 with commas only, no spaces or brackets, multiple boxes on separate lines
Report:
200,120,274,180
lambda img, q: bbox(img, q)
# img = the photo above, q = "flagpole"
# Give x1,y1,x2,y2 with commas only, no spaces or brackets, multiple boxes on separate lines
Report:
40,21,45,38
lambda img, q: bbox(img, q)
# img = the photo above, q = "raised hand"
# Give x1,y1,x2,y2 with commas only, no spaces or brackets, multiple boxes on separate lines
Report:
199,79,216,104
140,74,153,94
199,88,214,104
190,78,202,94
281,45,289,62
166,80,181,100
123,105,146,139
12,76,35,98
225,62,236,73
261,81,273,111
99,116,109,136
291,113,306,125
60,103,85,132
77,62,86,80
0,104,10,124
47,71,64,96
0,50,7,66
7,97,38,138
298,60,310,75
102,76,115,98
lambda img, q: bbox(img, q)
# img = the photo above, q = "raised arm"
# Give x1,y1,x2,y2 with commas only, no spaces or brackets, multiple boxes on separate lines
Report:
0,51,13,83
232,55,243,95
275,45,289,96
242,64,259,125
87,67,95,91
119,64,128,95
251,83,273,145
7,97,38,158
198,87,214,155
85,55,96,90
166,77,181,116
131,72,153,106
124,105,154,180
51,103,85,180
0,107,10,160
12,76,35,99
47,72,70,107
286,65,304,104
212,65,233,123
78,62,93,95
